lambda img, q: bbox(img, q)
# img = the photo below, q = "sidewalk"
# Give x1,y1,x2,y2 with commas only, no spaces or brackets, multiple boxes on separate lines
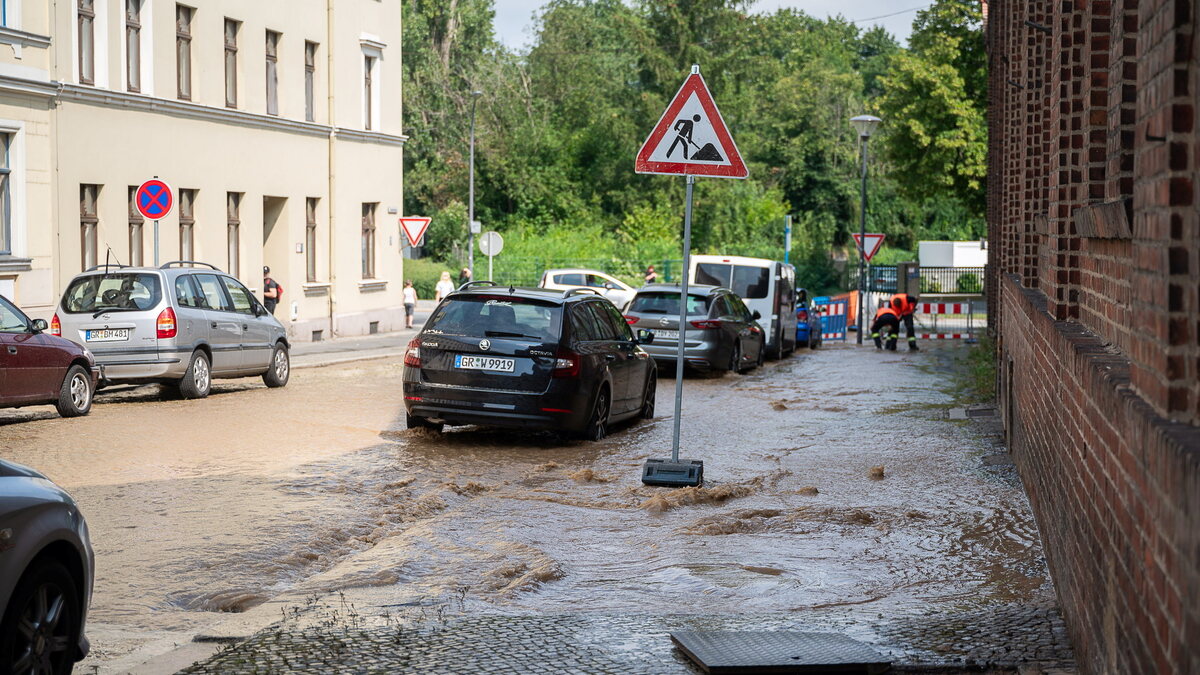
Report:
289,301,435,369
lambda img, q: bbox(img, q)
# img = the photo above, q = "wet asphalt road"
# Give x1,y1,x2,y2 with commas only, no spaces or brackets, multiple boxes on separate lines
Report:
0,340,1061,672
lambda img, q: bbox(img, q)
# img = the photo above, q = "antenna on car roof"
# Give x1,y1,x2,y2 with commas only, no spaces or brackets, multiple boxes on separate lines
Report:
102,247,124,279
509,284,515,294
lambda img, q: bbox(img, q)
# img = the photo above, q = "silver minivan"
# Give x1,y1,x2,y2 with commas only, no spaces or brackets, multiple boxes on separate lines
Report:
52,262,290,398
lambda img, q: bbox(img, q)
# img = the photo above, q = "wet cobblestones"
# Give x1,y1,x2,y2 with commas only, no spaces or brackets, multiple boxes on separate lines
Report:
181,607,1075,674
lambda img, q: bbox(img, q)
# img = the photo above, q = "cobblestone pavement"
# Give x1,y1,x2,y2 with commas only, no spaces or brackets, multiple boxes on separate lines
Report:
182,605,1074,673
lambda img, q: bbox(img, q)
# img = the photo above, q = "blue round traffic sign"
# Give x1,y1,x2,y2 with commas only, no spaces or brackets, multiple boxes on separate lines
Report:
136,179,174,220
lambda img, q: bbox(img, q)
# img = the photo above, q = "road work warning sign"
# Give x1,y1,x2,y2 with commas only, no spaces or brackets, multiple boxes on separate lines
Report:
635,71,747,179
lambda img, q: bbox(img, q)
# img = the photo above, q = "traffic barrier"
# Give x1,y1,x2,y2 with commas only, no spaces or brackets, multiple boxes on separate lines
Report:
813,297,849,341
916,300,979,340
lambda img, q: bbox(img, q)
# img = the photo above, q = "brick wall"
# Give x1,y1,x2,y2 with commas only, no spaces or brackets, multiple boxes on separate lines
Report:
987,0,1200,672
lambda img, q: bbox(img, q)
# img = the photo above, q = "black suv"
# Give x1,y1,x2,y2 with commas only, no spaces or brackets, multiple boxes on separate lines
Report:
403,283,657,440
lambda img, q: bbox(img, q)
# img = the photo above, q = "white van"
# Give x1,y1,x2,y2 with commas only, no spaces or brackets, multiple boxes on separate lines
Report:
688,255,797,358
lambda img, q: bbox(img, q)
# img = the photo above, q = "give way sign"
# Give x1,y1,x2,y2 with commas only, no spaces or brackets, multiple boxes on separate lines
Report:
852,233,886,262
635,69,747,179
399,217,431,247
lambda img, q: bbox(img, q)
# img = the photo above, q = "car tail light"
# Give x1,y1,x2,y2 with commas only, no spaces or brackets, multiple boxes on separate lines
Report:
797,309,808,322
50,314,61,337
689,319,722,330
404,338,421,368
625,315,639,325
541,407,572,414
156,307,177,339
552,348,581,378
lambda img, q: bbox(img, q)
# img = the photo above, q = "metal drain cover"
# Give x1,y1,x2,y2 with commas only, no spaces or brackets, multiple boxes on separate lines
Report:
671,631,890,674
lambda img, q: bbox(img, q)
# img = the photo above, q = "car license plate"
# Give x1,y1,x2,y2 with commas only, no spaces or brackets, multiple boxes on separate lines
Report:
653,330,680,341
85,328,130,342
455,354,515,372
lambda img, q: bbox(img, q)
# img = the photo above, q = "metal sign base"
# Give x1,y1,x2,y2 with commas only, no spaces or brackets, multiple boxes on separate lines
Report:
641,458,703,487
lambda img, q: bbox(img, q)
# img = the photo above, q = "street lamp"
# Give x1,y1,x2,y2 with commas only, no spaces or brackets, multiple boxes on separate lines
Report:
468,90,483,280
850,114,881,345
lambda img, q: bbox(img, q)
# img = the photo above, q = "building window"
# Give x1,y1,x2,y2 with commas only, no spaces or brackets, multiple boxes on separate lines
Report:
178,188,195,260
361,203,376,279
363,55,375,130
78,0,95,85
226,192,240,277
0,134,10,256
126,0,141,93
305,197,317,281
1,0,8,28
223,19,238,108
80,184,99,270
304,41,317,122
176,4,193,101
265,30,280,116
127,186,143,266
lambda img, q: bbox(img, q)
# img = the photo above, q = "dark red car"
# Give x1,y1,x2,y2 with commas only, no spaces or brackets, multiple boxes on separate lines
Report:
0,294,98,417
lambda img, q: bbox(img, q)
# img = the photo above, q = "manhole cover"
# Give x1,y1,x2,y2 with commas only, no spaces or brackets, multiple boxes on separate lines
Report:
671,631,890,674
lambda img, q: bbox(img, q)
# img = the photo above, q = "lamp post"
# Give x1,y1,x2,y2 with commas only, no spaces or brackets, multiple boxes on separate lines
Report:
468,90,482,279
850,114,881,345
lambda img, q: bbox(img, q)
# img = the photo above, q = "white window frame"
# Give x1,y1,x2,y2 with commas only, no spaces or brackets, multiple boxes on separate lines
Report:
2,0,22,30
73,0,109,88
0,122,26,259
360,38,384,131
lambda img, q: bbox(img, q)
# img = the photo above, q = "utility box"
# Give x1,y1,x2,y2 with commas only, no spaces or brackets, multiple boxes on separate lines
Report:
896,261,921,297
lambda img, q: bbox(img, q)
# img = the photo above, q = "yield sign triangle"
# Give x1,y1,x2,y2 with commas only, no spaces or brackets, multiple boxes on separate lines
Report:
400,217,432,247
852,233,886,262
635,69,748,179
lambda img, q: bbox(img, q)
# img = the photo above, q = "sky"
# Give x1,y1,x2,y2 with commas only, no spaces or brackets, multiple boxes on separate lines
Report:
492,0,924,51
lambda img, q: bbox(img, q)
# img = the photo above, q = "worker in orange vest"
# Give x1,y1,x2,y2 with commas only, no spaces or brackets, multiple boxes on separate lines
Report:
890,293,919,351
871,303,900,350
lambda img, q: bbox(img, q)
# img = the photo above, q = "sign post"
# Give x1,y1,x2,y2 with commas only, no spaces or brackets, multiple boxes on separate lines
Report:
635,64,747,488
784,215,792,264
479,231,503,282
852,233,886,339
136,178,173,265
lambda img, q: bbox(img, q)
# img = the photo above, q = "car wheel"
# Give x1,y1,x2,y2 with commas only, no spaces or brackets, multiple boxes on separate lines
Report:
639,376,656,420
0,559,82,675
583,387,610,441
54,365,93,418
406,415,444,433
178,350,212,399
728,342,743,374
262,343,290,388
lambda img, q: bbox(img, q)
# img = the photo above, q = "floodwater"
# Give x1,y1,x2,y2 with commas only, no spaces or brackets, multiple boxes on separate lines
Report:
0,342,1052,671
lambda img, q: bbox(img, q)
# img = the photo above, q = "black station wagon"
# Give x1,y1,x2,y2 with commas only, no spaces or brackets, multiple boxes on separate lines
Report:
402,283,657,440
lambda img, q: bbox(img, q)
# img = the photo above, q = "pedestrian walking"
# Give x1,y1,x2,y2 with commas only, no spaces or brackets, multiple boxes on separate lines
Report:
644,265,658,284
871,303,900,351
889,293,920,351
403,280,418,329
262,266,281,315
458,267,472,287
434,271,455,302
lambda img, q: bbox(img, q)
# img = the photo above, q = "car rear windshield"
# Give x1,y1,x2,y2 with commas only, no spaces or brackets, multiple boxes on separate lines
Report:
426,296,563,341
695,263,771,299
62,273,163,313
628,292,709,316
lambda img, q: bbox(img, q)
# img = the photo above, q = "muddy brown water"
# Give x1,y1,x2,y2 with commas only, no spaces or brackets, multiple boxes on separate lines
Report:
0,344,1051,669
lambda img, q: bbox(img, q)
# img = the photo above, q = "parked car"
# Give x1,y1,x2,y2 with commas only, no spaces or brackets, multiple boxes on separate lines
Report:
0,294,98,418
403,282,656,440
0,459,94,674
795,288,822,348
538,269,636,310
624,283,765,374
52,262,290,399
688,255,797,358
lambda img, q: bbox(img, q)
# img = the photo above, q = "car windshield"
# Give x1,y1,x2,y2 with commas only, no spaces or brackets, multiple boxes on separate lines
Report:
426,296,563,341
62,273,163,313
629,292,708,315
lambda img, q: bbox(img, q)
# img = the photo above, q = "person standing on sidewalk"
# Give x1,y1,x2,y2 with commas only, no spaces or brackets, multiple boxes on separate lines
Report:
643,265,658,284
403,280,418,329
458,267,472,287
890,292,919,351
434,271,455,302
262,266,281,316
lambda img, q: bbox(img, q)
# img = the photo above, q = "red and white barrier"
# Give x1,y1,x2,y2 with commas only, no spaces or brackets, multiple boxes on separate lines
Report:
919,333,973,340
919,303,970,314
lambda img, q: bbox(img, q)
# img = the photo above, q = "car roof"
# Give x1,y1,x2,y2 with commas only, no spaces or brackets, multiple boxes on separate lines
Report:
636,283,727,296
70,263,229,279
543,268,617,276
450,285,607,305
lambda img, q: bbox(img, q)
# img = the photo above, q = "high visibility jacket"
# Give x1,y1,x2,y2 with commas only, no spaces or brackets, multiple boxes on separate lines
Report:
890,293,917,316
873,306,899,322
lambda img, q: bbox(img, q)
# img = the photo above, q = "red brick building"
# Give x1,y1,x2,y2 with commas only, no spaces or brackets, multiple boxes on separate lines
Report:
985,1,1198,672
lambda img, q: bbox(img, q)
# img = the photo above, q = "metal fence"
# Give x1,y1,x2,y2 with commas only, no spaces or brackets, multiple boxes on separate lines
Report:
850,266,986,295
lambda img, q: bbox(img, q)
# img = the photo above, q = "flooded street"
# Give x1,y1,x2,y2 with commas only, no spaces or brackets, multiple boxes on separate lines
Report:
0,342,1057,671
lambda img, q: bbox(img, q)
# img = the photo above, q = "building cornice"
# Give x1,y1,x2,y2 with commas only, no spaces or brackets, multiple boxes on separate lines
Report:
0,27,52,50
334,127,408,146
0,73,59,99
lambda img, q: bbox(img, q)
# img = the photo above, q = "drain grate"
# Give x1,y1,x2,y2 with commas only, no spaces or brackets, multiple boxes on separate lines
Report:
671,631,890,674
950,406,997,420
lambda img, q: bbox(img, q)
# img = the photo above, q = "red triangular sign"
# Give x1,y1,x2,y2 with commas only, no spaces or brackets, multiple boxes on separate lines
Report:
635,69,748,179
852,233,886,262
400,217,431,247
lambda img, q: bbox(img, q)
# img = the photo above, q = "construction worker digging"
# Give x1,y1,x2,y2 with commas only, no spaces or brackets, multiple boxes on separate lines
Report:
871,303,900,351
890,292,919,351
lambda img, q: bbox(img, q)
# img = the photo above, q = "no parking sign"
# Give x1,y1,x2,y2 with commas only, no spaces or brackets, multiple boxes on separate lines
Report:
135,179,173,220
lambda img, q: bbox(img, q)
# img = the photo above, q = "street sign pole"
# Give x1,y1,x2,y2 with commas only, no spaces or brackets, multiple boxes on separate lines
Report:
784,215,792,264
154,220,159,265
857,137,868,345
488,251,493,282
671,174,695,464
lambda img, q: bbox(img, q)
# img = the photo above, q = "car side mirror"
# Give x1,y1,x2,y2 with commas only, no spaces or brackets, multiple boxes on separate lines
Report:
604,282,617,290
31,318,48,333
253,304,265,317
751,310,762,321
636,329,654,344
